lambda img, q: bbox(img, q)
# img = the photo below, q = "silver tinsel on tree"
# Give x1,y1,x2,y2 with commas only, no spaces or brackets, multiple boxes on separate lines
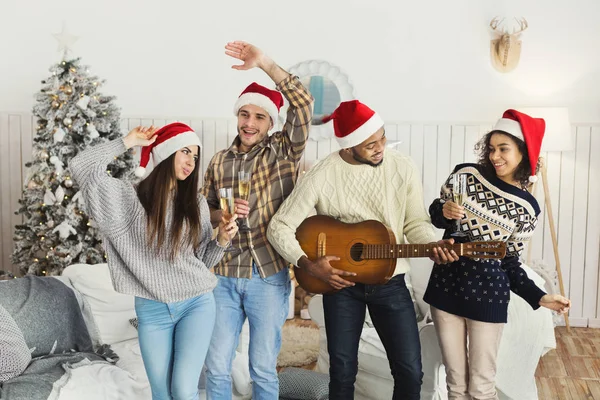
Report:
11,57,136,276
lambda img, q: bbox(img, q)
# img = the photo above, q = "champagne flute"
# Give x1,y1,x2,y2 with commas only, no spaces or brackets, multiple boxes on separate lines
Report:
237,170,252,232
218,187,236,252
451,173,467,238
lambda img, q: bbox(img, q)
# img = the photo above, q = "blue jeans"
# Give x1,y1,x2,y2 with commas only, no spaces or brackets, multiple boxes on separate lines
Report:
323,274,422,400
135,293,216,400
205,265,290,400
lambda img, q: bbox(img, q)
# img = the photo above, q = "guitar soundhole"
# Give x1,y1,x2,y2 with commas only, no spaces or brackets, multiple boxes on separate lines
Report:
350,243,364,262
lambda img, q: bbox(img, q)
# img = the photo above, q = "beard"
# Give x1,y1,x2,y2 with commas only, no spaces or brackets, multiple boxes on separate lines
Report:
351,148,383,167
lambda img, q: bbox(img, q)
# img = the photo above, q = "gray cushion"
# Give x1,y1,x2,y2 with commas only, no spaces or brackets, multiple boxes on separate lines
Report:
0,303,31,382
278,367,329,400
0,276,93,358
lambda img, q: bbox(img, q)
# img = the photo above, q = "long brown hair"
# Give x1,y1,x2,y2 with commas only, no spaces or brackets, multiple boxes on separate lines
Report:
136,149,202,260
475,130,540,189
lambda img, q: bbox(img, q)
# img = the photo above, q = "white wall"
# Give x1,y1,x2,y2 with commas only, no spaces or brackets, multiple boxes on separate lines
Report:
1,0,599,123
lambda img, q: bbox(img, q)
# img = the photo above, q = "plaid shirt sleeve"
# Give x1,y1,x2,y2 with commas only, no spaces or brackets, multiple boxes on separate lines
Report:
201,153,220,210
271,75,314,163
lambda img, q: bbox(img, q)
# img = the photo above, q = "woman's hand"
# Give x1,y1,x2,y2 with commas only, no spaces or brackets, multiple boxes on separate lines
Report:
217,213,239,247
123,126,159,149
442,200,465,220
539,294,571,314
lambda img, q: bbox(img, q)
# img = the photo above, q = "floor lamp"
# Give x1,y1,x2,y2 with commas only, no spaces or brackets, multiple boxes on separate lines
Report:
519,107,572,332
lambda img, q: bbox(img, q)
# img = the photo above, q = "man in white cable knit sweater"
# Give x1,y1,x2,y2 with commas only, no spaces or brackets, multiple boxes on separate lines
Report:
267,100,458,400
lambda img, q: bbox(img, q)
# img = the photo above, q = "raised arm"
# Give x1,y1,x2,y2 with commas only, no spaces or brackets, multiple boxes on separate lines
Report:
69,126,157,234
225,40,314,162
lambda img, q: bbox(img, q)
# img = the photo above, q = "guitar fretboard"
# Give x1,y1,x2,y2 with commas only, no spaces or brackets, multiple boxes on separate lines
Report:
362,243,459,259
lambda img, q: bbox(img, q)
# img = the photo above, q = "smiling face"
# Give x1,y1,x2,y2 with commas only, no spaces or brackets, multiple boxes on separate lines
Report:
488,132,524,184
236,104,273,152
350,127,386,167
173,145,199,181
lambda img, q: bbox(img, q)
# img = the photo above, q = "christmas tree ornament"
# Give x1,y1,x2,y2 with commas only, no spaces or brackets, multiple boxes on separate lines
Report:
49,156,64,176
76,95,90,109
87,123,99,138
39,150,49,160
52,220,77,240
51,100,60,108
54,127,66,142
62,84,73,95
63,117,72,126
52,23,79,59
64,177,73,188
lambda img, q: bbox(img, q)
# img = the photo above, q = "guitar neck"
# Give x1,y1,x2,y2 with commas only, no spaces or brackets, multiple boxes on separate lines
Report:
362,243,460,259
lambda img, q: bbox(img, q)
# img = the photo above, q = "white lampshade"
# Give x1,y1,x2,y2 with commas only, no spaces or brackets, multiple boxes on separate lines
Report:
517,107,573,152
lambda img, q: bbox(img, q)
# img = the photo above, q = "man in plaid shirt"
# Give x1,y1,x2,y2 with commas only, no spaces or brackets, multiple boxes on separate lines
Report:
202,41,313,400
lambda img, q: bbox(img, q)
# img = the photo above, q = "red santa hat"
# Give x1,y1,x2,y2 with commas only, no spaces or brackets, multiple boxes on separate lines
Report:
322,100,384,148
491,109,546,183
134,122,201,178
233,82,284,124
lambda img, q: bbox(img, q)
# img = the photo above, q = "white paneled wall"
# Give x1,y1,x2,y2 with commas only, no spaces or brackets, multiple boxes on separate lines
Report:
1,113,599,326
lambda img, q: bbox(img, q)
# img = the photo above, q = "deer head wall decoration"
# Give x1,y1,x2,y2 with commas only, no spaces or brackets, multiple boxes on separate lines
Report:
489,17,528,73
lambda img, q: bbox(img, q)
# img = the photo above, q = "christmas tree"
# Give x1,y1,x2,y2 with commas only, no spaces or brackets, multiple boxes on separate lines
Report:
11,54,136,276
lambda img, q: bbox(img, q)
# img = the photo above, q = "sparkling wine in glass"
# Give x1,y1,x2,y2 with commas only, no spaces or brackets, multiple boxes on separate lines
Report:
237,171,252,232
451,173,467,238
218,188,236,251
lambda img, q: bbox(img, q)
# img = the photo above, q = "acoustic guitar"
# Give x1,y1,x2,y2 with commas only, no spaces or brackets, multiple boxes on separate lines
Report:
294,215,507,294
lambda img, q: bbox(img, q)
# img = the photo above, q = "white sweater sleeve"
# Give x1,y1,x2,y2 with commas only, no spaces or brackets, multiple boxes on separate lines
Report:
267,172,320,266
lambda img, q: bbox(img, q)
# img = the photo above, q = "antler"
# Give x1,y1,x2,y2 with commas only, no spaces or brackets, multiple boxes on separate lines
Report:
512,17,528,34
489,16,505,32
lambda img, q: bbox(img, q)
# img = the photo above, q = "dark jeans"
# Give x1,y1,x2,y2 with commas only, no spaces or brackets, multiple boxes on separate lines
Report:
323,274,422,400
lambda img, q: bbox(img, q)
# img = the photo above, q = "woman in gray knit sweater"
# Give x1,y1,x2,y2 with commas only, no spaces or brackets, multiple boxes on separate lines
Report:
70,123,237,400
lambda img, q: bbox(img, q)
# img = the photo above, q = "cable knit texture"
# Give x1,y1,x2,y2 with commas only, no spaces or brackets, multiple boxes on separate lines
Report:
70,139,222,303
424,163,545,323
268,149,436,275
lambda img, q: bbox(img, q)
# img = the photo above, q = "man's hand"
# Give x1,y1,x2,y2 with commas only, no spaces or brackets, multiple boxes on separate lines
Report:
225,41,267,71
298,256,356,290
429,238,460,265
224,40,288,84
234,198,250,218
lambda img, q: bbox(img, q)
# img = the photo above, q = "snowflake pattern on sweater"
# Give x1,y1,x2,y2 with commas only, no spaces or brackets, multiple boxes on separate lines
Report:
423,163,546,323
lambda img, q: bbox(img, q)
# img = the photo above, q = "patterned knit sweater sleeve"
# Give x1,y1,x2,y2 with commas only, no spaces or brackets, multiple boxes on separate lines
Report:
502,215,546,309
69,139,137,236
196,195,226,269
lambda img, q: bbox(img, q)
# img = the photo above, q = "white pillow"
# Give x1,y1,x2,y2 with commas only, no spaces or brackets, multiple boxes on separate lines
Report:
62,264,138,345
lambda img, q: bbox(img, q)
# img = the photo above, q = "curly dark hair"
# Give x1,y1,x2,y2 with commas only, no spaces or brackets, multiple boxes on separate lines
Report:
474,130,540,189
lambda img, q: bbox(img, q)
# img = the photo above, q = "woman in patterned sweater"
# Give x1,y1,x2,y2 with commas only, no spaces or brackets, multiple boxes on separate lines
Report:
424,109,570,399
